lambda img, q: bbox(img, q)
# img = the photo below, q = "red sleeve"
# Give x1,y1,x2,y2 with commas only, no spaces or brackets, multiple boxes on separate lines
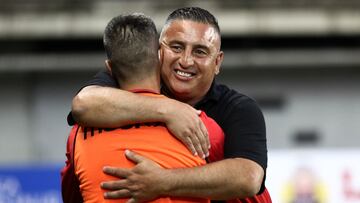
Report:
199,112,272,203
199,111,224,162
61,124,83,203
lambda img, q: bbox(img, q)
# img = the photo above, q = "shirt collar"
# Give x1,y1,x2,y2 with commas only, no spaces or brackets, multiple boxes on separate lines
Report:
195,80,221,107
129,89,160,94
160,79,221,106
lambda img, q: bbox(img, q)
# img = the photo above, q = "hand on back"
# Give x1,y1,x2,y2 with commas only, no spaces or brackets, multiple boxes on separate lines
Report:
163,98,210,159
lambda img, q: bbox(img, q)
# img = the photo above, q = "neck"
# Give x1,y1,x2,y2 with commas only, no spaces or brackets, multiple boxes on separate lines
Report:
162,86,205,107
179,95,204,107
121,78,161,94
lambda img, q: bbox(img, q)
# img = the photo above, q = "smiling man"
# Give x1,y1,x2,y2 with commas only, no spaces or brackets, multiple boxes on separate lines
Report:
69,7,271,203
159,19,222,106
61,13,225,203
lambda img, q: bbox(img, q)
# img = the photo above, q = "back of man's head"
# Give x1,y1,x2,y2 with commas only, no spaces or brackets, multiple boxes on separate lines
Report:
103,14,159,85
164,7,220,36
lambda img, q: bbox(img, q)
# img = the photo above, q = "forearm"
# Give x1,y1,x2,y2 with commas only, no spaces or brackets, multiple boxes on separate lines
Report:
160,158,264,200
71,86,167,127
72,85,210,157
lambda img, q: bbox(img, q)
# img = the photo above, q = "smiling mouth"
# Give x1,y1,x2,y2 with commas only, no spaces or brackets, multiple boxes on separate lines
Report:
175,70,194,78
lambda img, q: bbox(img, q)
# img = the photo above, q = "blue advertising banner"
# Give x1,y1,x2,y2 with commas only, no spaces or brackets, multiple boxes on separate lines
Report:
0,164,62,203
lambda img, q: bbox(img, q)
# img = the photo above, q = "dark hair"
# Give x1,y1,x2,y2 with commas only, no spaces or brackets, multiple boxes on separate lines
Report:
103,14,159,84
165,7,220,35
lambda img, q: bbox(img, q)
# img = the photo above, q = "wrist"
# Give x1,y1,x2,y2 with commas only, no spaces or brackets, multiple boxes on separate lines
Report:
154,98,174,124
157,169,177,196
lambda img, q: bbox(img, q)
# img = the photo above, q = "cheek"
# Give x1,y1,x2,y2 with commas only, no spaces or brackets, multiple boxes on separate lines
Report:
162,49,176,61
161,52,171,69
161,51,178,73
160,63,172,79
199,59,217,75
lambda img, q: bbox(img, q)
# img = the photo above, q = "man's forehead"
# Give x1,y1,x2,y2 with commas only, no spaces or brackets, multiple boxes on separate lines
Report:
165,19,217,33
162,20,220,47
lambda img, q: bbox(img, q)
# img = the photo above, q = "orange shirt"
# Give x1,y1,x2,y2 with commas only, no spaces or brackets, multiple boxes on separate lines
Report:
74,93,211,203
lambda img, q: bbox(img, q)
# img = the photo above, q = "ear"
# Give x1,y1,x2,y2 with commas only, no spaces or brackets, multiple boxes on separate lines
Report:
105,59,113,76
214,51,224,75
158,44,164,67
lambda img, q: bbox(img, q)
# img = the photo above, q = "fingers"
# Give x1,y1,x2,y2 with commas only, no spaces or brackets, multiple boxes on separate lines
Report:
181,121,209,159
103,166,131,178
163,101,210,159
125,150,146,164
194,111,209,157
198,118,210,152
190,131,206,159
197,111,210,154
190,117,210,159
185,136,197,156
195,109,202,115
182,127,207,159
126,198,137,203
101,179,127,190
103,189,131,199
101,179,132,199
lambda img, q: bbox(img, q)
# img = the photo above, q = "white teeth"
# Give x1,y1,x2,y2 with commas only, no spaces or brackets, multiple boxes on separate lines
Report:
176,70,192,77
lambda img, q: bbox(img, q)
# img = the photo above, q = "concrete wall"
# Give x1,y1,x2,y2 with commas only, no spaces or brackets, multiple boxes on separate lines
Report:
0,71,94,164
217,68,360,149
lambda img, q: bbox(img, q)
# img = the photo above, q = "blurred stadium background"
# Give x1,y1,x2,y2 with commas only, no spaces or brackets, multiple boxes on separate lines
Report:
0,0,359,202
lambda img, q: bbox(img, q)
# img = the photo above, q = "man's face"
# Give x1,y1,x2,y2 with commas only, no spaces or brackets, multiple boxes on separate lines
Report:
159,20,223,105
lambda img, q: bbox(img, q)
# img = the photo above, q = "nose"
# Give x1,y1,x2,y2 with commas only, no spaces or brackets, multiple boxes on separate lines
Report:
179,49,194,68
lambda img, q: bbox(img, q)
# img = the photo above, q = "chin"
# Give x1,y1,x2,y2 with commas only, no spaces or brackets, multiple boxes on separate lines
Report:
167,87,188,97
171,87,192,95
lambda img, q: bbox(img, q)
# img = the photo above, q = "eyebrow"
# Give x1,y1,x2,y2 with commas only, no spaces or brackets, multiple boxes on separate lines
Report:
193,44,210,51
164,40,210,51
164,40,184,46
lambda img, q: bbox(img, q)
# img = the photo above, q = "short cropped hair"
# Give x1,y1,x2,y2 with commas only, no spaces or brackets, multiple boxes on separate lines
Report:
103,14,159,84
164,7,220,36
